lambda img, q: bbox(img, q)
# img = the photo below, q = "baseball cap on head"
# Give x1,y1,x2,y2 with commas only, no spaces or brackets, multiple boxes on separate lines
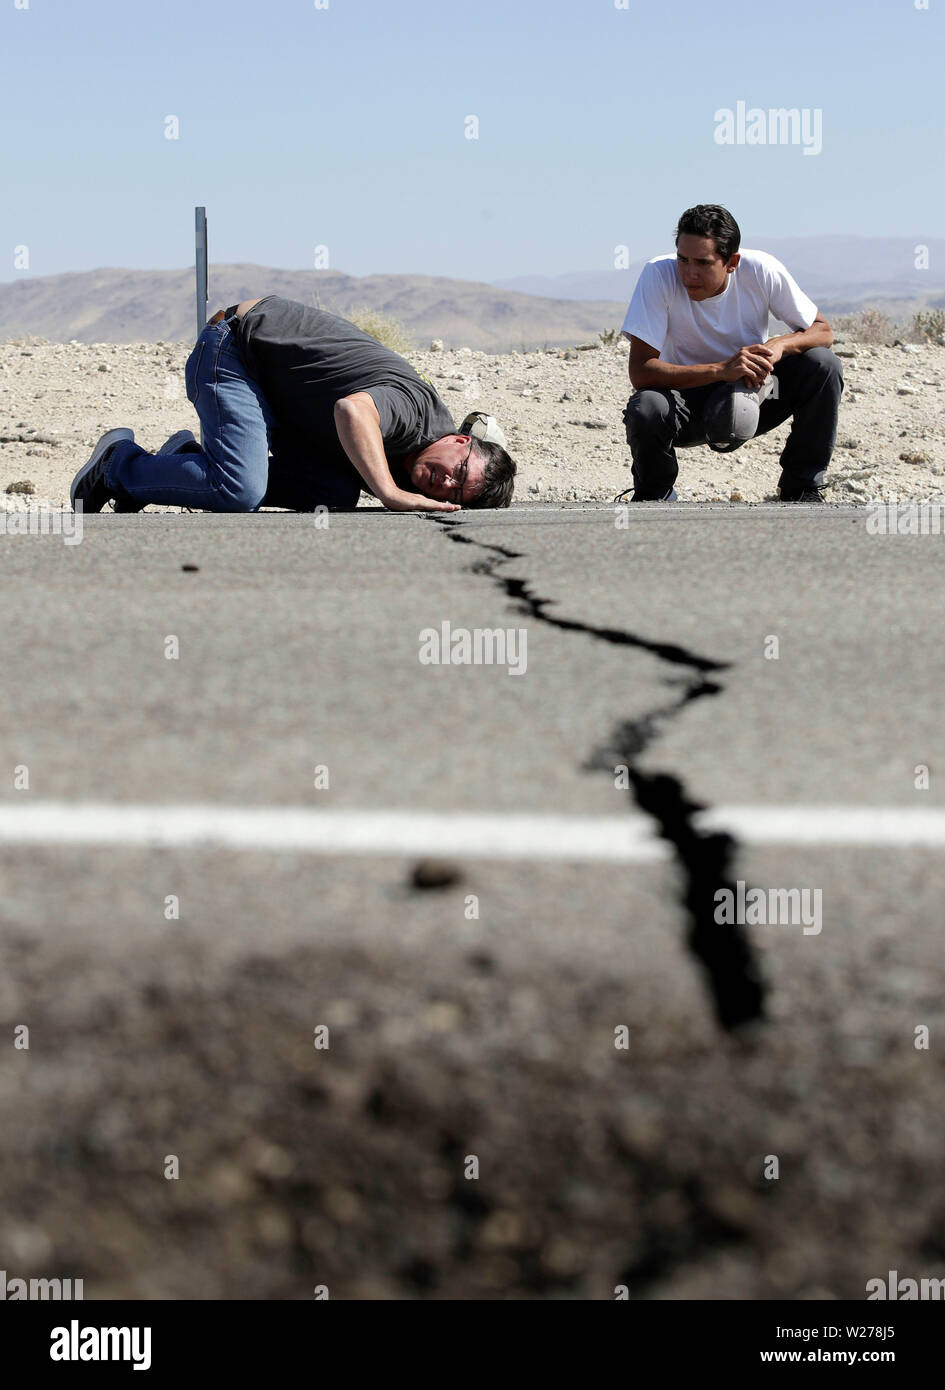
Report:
458,411,508,451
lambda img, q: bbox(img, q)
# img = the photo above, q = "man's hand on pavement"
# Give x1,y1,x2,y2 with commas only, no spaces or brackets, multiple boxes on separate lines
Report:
382,488,461,513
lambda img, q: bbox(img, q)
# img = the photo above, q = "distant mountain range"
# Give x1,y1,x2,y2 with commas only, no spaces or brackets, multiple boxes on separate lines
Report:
1,239,940,349
0,266,627,352
492,236,945,322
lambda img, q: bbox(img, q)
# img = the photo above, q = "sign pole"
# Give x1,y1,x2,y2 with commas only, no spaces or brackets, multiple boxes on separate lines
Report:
194,206,208,447
195,206,208,337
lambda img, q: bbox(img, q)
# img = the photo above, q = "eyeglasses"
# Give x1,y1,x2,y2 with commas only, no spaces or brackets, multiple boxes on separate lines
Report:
451,438,473,505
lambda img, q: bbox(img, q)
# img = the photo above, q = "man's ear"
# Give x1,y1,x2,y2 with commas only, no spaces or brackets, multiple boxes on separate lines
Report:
726,252,741,273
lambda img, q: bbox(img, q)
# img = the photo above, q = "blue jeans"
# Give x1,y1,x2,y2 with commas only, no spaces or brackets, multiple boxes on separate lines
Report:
105,317,277,511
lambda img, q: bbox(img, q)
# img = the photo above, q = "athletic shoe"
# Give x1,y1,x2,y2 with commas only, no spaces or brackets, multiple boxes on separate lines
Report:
614,486,678,503
70,429,135,513
111,430,198,512
157,429,198,454
778,486,826,504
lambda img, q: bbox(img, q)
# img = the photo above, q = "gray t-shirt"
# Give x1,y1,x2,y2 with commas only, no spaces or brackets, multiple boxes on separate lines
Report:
232,297,456,493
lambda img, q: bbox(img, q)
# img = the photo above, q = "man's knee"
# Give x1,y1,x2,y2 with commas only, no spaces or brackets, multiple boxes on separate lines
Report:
794,346,844,386
219,479,267,512
623,389,674,444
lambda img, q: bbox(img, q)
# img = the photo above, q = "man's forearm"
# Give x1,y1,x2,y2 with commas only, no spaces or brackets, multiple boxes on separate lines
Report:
630,358,725,391
333,396,398,502
767,320,834,357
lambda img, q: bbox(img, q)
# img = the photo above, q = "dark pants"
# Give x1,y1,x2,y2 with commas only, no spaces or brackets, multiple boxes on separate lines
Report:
623,346,844,499
263,429,363,511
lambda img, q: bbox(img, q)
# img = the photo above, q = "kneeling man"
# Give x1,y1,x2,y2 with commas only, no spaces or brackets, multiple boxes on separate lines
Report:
620,204,842,502
71,297,516,514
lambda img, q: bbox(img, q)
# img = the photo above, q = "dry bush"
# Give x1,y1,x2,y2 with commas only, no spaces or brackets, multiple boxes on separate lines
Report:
344,308,414,356
911,309,945,342
834,307,897,345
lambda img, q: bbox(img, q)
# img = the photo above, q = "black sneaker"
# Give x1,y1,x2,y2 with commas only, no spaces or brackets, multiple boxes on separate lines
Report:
614,486,678,503
111,430,197,512
778,486,826,504
70,429,135,513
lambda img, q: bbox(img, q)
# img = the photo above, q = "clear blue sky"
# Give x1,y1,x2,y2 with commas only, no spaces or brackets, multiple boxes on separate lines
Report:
1,0,941,283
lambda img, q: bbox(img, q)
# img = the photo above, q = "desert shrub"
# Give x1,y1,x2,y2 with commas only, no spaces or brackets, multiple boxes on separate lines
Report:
911,309,945,342
834,307,896,345
1,333,51,347
345,307,414,356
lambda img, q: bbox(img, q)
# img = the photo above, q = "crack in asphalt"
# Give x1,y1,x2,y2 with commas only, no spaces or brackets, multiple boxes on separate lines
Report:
433,517,766,1032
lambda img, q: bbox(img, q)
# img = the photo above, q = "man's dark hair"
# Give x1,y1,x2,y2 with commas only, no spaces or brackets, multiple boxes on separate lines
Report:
674,204,741,263
467,439,516,509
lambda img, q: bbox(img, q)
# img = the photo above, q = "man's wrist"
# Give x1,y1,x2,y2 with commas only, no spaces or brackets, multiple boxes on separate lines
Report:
372,480,399,505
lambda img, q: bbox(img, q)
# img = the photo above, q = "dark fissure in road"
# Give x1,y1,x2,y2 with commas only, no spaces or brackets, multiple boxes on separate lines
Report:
434,516,766,1031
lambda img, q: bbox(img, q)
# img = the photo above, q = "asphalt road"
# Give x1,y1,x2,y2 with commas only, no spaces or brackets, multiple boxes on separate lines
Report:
1,503,943,1299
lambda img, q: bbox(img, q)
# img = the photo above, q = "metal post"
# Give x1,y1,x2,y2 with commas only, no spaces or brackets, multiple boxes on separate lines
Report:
195,207,208,448
195,206,208,337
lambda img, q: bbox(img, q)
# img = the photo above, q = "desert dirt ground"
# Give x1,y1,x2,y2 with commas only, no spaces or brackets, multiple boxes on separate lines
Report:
1,334,942,511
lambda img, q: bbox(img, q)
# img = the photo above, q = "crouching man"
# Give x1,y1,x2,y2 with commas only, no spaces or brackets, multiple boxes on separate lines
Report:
70,297,516,514
619,204,842,503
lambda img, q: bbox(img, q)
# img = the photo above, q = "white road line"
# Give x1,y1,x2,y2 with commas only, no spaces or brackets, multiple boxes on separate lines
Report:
0,803,944,859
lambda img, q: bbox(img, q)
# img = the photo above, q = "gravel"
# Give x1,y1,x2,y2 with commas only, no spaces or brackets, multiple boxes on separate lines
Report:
1,336,942,510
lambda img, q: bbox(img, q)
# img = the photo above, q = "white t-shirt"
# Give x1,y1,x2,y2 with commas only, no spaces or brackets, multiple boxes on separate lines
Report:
620,249,818,365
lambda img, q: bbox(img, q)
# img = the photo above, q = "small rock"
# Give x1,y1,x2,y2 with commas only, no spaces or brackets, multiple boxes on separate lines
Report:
899,451,930,465
410,859,463,890
839,439,860,449
900,343,922,354
424,1001,462,1032
834,348,858,358
896,383,917,395
97,363,110,372
429,339,443,352
5,479,35,494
